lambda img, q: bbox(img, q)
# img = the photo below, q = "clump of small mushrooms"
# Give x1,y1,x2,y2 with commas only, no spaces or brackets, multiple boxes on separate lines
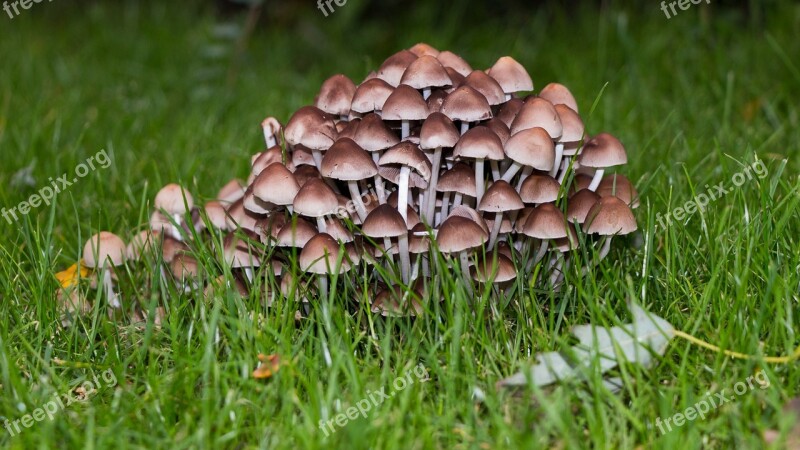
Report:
71,44,638,320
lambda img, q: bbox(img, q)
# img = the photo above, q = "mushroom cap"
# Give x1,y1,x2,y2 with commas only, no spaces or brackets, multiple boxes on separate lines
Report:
569,174,594,195
440,85,492,123
293,178,339,218
299,233,350,274
261,116,282,138
242,187,272,216
371,284,423,317
351,78,395,113
538,82,579,112
554,104,585,144
217,179,246,205
585,196,637,235
293,165,322,188
436,215,488,253
511,97,563,139
378,141,432,181
453,126,505,160
553,223,579,252
408,42,440,57
225,199,260,231
566,188,601,224
488,56,534,94
203,201,229,230
352,113,399,151
377,50,418,87
315,74,357,116
361,204,407,239
420,112,460,150
478,180,524,212
519,173,561,204
125,230,159,261
463,70,506,106
284,106,337,150
503,127,555,171
252,146,284,177
223,230,262,268
83,232,127,268
496,97,524,128
436,162,476,196
378,166,429,189
400,55,452,90
436,51,473,77
251,163,300,206
426,88,448,113
381,84,430,121
170,253,200,280
324,217,354,243
161,236,189,264
447,205,490,236
321,138,378,181
485,118,511,146
291,144,317,167
578,133,628,168
472,253,516,283
275,218,317,248
155,184,194,215
521,203,568,239
597,174,639,208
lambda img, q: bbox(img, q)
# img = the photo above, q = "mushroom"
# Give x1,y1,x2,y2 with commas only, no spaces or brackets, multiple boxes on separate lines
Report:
351,113,399,204
299,233,351,300
362,204,410,283
83,232,127,309
440,85,492,135
552,104,584,178
596,173,639,208
377,141,431,226
585,196,637,261
519,203,568,266
436,51,473,77
260,117,282,148
462,70,506,107
315,74,357,121
500,127,555,188
376,50,418,87
538,82,579,112
436,215,488,292
381,84,429,139
223,230,262,283
487,56,534,101
351,78,395,116
251,162,301,215
154,183,194,241
577,133,628,192
419,112,460,223
566,189,602,226
453,125,505,204
321,137,378,222
400,55,452,100
478,180,524,250
284,106,338,169
435,163,476,220
293,178,340,233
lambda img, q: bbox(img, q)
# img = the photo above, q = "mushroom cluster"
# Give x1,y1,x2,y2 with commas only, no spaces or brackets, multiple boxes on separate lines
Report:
74,44,638,319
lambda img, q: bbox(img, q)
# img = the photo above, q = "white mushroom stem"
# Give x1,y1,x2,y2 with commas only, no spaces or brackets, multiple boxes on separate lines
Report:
460,122,470,135
549,142,564,177
501,161,522,183
347,181,368,222
475,159,485,205
458,251,473,295
316,217,327,233
453,193,463,209
488,212,504,250
319,275,329,301
490,160,501,181
102,269,120,308
312,149,324,170
504,93,512,101
371,153,387,204
244,267,254,283
422,88,431,100
398,233,411,284
534,240,550,264
262,126,277,148
588,169,605,191
397,166,411,222
598,236,613,261
515,166,533,191
172,214,184,242
440,191,451,221
401,121,410,139
556,158,572,184
424,146,443,224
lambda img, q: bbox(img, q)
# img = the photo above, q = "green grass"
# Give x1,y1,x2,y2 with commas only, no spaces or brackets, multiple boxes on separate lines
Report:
1,1,799,448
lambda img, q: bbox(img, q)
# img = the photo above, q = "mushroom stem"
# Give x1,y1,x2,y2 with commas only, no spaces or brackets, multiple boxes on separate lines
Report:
319,275,329,301
311,149,324,170
371,153,387,204
490,160,501,182
397,166,411,223
556,158,571,184
401,121,410,139
534,240,550,264
316,217,327,233
263,127,277,148
504,93,512,102
398,233,411,284
103,269,120,308
440,191,451,221
347,181,368,222
424,146,443,225
458,251,473,295
549,143,564,177
597,236,613,262
488,212,503,250
460,122,470,135
515,166,533,191
453,193,463,209
422,87,431,100
587,169,605,191
475,159,485,205
244,267,254,283
501,161,522,183
172,214,184,241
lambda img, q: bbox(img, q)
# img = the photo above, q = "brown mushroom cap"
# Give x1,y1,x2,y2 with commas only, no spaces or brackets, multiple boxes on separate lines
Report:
447,205,490,236
315,74,357,116
251,163,300,207
503,127,556,171
252,146,284,177
426,88,449,113
321,138,378,181
324,218,354,243
538,82,579,112
496,97,524,128
472,253,516,283
83,232,126,268
276,218,317,248
436,51,473,77
597,174,639,208
436,162,476,196
488,56,534,94
371,284,423,317
170,252,200,281
293,178,339,218
217,179,246,205
408,43,440,57
485,118,511,146
378,141,432,182
224,199,260,231
203,201,229,230
569,174,594,195
585,196,637,235
454,126,505,161
223,230,262,268
284,106,337,150
352,113,400,152
291,144,317,168
463,70,506,106
381,84,430,121
554,104,585,144
400,55,452,91
361,204,407,239
521,203,568,239
377,50,418,87
293,165,322,188
378,166,429,190
351,78,395,113
519,173,561,204
566,188,601,224
578,133,628,169
478,180,524,212
440,85,492,123
510,97,563,139
155,184,194,216
300,233,350,274
436,215,488,253
420,112,460,150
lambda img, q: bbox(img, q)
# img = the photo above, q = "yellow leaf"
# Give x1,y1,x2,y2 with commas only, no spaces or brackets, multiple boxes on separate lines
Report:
55,260,91,288
252,354,281,379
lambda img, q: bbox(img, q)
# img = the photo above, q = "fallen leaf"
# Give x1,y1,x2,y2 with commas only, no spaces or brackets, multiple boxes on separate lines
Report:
55,260,91,289
252,353,281,379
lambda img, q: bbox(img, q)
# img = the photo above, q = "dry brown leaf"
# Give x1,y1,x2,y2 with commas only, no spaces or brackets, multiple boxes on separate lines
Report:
252,353,281,379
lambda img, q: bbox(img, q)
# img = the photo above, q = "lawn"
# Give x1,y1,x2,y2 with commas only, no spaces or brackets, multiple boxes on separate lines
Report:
1,1,799,449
